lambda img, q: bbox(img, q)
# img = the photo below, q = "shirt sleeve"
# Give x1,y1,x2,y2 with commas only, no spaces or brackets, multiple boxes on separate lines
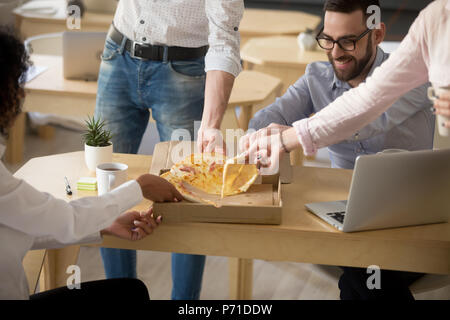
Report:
0,164,143,246
204,0,244,77
31,232,103,250
249,75,314,130
293,8,430,156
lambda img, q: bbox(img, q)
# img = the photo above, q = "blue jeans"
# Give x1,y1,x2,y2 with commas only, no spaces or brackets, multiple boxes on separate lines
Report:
95,36,206,300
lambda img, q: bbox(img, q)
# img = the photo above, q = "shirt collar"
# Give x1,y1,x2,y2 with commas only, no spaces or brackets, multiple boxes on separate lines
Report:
332,46,386,90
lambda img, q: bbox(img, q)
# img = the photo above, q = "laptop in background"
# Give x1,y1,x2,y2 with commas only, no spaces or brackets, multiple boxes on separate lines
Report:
306,149,450,232
63,31,107,81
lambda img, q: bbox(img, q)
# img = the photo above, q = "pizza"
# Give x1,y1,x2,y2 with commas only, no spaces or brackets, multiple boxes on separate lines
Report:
160,153,258,207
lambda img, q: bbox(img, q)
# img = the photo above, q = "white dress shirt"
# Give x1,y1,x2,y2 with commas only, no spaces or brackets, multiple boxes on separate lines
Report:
0,144,143,299
294,0,450,155
113,0,244,77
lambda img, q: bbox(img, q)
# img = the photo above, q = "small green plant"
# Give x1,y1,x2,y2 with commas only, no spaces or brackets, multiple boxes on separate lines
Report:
82,116,112,147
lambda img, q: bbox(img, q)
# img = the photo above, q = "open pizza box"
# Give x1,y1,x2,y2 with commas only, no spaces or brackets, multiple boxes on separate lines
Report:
149,141,292,225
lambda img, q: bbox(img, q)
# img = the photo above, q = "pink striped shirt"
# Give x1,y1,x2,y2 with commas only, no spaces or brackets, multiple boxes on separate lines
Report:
294,0,450,156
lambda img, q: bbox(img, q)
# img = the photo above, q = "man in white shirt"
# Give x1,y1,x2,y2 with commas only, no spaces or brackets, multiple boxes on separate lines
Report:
91,0,244,299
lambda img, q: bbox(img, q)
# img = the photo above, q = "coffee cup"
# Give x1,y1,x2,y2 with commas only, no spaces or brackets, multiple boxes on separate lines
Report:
428,86,450,137
96,162,128,195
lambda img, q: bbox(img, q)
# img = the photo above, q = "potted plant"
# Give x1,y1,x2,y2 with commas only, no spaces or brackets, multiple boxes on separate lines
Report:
82,116,113,171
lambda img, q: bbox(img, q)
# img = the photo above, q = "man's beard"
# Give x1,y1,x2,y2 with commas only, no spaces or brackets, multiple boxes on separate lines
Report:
328,34,373,82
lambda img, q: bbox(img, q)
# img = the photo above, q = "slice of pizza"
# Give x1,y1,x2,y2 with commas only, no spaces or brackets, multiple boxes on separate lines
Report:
160,153,258,206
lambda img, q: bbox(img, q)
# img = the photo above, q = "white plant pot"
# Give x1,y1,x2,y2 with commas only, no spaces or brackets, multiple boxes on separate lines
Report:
84,143,113,172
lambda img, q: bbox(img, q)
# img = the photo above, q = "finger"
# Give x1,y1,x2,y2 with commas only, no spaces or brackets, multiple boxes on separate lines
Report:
139,209,157,227
146,217,159,229
439,91,450,100
133,227,148,240
134,220,154,235
239,134,249,152
172,188,184,202
141,207,153,217
197,139,204,153
247,141,259,164
435,100,450,116
256,149,270,168
249,131,259,150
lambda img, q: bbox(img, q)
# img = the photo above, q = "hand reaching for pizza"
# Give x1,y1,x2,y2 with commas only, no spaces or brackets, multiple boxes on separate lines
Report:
239,123,291,175
136,174,184,202
197,127,226,154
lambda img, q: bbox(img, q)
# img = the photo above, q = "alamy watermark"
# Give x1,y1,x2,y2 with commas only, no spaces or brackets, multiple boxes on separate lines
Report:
367,5,381,30
366,265,381,290
66,5,81,30
66,265,81,290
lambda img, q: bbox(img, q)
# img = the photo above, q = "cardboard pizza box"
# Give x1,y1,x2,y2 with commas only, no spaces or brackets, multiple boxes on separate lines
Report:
149,141,284,225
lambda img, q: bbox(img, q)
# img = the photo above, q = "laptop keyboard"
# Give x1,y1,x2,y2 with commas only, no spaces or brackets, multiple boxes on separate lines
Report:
327,211,346,224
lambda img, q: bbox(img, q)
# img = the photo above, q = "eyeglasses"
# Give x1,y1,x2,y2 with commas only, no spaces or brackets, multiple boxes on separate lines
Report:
316,27,372,51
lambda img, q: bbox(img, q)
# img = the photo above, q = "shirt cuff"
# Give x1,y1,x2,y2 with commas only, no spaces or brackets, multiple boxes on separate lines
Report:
108,180,143,215
293,118,317,156
204,54,242,78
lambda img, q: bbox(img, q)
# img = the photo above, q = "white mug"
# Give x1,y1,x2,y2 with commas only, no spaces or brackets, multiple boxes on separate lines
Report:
428,86,450,137
96,162,128,195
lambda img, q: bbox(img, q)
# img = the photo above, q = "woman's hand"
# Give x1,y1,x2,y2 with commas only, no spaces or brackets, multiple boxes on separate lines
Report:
239,124,300,175
136,174,183,202
239,123,291,153
239,124,291,175
101,207,161,241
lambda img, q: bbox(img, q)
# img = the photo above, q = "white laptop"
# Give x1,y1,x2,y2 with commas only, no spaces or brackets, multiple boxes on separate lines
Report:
63,31,107,81
305,149,450,232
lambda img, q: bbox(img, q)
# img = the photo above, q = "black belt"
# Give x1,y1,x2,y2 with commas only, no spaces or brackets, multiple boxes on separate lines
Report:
107,24,208,61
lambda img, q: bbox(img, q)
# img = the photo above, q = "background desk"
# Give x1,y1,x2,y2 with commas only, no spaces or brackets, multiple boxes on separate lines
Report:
239,9,321,46
241,36,328,95
5,54,282,164
14,152,450,299
14,4,321,45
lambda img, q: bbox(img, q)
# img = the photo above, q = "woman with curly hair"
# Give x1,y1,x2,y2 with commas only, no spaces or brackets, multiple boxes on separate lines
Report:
0,28,29,137
0,28,183,300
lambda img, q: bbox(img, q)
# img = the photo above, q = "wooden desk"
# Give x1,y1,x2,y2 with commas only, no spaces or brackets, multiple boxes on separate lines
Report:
240,9,321,46
5,54,282,164
241,36,328,94
14,152,450,298
14,4,321,46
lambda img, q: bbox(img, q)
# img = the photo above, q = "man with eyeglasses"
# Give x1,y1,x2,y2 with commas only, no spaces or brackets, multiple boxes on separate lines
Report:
246,0,431,300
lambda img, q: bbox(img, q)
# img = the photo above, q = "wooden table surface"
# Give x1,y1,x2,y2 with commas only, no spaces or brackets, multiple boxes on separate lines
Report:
14,151,450,297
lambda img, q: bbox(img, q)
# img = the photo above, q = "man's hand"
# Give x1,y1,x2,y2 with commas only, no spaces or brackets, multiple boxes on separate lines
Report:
136,174,183,202
197,127,226,154
434,91,450,128
198,70,235,154
101,207,162,241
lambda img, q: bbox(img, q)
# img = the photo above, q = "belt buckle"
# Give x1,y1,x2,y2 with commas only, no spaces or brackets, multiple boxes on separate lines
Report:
130,41,146,60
